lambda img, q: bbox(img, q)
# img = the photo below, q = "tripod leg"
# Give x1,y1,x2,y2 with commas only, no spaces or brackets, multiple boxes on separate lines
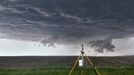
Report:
68,54,81,75
83,53,101,75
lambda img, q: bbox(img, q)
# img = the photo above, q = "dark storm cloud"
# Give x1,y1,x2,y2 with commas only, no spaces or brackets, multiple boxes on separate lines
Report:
0,0,134,50
88,37,115,53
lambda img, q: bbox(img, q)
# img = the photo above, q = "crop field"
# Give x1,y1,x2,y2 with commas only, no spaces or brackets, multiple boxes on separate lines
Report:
0,56,133,75
0,67,134,75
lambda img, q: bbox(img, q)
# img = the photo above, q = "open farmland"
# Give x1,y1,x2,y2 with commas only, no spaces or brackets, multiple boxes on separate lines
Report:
0,56,134,75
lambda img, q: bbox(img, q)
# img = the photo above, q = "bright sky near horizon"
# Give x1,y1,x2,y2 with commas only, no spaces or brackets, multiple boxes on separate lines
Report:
0,38,134,56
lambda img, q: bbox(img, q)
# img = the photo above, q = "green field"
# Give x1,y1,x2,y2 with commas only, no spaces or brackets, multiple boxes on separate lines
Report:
0,67,134,75
0,56,134,75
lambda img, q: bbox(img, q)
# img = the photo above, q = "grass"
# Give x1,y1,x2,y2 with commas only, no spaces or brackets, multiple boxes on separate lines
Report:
0,66,134,75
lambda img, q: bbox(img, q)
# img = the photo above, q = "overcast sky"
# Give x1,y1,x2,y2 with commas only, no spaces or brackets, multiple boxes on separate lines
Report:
0,0,134,56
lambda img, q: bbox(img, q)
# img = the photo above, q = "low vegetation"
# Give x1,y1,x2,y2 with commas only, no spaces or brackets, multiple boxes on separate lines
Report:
0,66,134,75
0,56,134,75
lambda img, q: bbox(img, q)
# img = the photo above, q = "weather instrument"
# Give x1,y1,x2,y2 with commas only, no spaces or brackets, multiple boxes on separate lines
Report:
68,44,101,75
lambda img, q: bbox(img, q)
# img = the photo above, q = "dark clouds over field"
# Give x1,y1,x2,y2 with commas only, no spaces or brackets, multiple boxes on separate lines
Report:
0,0,134,51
